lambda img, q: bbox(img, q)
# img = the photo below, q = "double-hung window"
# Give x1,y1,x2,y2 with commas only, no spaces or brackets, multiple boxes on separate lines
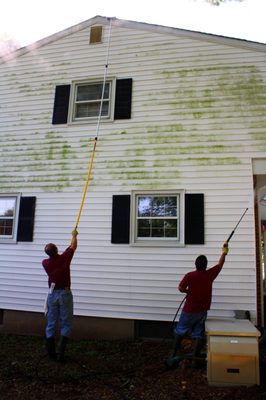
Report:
0,195,19,241
0,195,36,243
132,191,184,245
73,81,111,121
52,78,132,124
111,192,204,245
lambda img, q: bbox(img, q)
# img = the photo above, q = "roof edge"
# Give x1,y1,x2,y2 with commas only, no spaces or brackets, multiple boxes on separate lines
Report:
2,15,266,62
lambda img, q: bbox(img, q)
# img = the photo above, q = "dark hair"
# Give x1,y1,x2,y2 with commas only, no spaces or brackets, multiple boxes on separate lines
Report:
44,243,58,257
195,255,208,271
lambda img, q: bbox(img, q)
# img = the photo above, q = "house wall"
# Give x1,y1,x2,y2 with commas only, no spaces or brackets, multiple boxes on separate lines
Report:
0,17,266,333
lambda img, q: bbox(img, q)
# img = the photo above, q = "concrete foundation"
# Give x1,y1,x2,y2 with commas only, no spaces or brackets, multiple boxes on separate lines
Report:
0,310,135,340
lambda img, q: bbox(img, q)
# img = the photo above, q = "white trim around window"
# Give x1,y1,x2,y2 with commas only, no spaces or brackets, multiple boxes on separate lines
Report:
131,190,184,247
0,193,21,243
69,78,115,123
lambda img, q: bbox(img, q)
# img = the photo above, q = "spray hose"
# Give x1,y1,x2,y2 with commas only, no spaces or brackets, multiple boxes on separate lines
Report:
171,295,187,332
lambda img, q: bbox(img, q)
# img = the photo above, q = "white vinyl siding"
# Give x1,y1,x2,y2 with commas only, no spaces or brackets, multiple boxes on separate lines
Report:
0,17,265,323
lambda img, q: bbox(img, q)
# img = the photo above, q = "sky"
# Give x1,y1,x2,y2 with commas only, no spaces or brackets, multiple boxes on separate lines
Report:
0,0,266,49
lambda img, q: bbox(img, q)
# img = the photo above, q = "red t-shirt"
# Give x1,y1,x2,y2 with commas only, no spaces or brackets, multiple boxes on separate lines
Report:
42,247,74,288
179,264,222,313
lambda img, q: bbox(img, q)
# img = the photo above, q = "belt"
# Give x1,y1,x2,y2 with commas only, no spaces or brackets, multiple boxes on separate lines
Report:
53,286,70,291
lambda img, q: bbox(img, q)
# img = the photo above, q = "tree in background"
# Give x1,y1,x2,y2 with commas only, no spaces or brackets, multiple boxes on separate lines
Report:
0,34,20,58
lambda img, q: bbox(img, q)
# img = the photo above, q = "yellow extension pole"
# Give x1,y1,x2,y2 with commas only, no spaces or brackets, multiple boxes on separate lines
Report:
74,137,98,231
72,18,113,234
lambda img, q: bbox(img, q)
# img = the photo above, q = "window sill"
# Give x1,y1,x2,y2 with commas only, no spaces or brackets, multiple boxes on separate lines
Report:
0,238,17,244
131,240,185,248
68,117,112,125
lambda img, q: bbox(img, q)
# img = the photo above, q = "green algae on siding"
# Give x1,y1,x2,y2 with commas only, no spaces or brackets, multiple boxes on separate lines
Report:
146,124,184,133
61,144,72,159
106,160,147,170
0,128,85,191
107,172,180,182
159,65,266,125
2,58,266,193
249,132,266,141
18,82,54,94
187,157,241,166
127,145,228,157
104,153,241,185
45,131,64,139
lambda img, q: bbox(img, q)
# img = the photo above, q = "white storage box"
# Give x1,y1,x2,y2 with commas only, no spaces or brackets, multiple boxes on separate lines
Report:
205,319,260,386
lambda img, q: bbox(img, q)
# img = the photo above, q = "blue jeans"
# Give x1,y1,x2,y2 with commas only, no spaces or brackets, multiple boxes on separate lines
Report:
46,289,73,338
174,310,207,339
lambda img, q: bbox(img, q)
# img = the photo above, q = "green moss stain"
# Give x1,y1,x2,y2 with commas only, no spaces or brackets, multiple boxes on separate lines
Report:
158,65,266,126
0,128,87,192
2,58,266,192
45,131,63,139
107,160,146,170
48,145,54,160
61,144,71,159
217,70,266,111
103,152,242,186
146,124,184,133
189,157,241,166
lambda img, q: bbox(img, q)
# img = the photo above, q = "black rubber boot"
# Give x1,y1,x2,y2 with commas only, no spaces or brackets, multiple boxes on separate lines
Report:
57,336,68,362
164,334,183,369
192,337,206,368
172,334,183,357
45,336,56,360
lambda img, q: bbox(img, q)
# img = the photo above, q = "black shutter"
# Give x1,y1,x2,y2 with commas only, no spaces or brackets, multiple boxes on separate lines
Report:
17,197,36,242
185,194,204,245
52,85,71,124
111,195,131,244
114,79,132,120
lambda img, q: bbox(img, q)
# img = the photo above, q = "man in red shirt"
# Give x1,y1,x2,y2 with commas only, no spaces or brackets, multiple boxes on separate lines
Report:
42,229,78,361
172,242,229,363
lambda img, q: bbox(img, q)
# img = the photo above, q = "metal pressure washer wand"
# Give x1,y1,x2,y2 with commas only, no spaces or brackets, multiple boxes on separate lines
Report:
226,207,248,243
